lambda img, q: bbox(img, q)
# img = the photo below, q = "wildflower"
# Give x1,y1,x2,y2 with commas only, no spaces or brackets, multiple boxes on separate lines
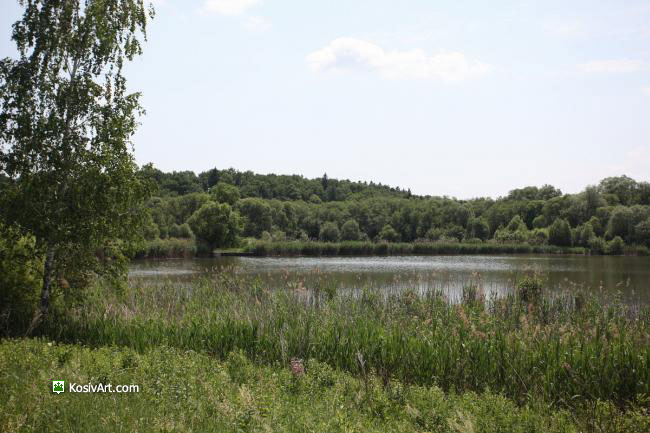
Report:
290,358,305,376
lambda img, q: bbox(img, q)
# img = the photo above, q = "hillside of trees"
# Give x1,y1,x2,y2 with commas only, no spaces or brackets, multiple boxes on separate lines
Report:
139,167,650,254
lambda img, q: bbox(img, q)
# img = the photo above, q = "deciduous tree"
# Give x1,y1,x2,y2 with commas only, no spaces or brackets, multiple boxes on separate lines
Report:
0,0,154,328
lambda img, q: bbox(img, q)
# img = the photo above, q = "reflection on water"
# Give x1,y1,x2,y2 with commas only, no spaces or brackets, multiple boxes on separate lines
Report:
129,255,650,304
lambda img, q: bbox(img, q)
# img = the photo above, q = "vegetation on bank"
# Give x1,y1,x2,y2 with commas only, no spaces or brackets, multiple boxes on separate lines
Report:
245,240,594,256
137,171,650,257
29,274,648,411
2,339,649,433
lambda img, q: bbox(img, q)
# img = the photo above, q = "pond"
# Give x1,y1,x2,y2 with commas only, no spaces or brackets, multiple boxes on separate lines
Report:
129,255,650,304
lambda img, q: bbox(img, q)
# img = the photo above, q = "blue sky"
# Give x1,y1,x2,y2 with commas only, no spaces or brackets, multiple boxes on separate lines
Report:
1,0,650,198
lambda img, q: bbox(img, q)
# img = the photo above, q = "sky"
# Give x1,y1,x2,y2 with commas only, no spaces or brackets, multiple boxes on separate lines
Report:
1,0,650,199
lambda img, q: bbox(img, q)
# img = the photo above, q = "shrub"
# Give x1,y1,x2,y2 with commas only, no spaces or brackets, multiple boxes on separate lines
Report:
606,236,625,255
0,224,43,333
548,218,572,246
319,222,340,243
424,228,442,241
169,223,193,239
575,223,595,247
532,215,546,229
340,220,360,241
634,218,650,247
528,228,548,245
378,224,401,242
588,237,606,255
466,217,489,240
187,202,242,252
606,206,633,241
507,215,527,232
210,182,240,205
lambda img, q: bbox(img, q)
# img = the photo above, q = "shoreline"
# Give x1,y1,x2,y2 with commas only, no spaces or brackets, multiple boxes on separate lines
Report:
134,239,650,259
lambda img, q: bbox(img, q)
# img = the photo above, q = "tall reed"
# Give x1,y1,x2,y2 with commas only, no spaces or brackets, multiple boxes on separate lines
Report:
44,273,649,410
245,241,589,256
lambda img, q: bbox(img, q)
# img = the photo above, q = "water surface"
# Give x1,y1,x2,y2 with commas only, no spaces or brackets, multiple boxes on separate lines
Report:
129,255,650,304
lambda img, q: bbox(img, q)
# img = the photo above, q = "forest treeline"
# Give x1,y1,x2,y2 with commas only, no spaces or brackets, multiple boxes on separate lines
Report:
139,166,650,255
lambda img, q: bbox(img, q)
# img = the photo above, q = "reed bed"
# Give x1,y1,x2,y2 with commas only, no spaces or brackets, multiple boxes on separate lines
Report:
245,241,590,256
133,238,197,259
42,272,650,412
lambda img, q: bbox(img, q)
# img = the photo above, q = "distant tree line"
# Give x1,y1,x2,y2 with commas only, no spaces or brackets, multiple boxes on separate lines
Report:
138,167,650,254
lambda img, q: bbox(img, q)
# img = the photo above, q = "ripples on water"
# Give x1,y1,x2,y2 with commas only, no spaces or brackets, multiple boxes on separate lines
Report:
128,255,650,304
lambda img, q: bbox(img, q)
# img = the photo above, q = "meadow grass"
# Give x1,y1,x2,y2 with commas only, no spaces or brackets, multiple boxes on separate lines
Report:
39,273,650,413
2,339,649,433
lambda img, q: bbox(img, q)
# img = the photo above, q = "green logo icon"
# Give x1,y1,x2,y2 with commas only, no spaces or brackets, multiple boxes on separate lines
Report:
53,380,65,394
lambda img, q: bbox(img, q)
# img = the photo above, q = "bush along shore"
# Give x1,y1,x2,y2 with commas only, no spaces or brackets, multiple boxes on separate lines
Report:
33,274,649,424
244,240,594,257
134,239,650,259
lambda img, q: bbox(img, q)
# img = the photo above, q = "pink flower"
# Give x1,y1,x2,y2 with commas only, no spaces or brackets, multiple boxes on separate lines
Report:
290,358,305,376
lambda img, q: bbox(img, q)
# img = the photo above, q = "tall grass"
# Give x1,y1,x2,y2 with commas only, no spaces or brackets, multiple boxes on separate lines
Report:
43,273,650,410
133,238,197,259
7,339,648,432
245,240,589,256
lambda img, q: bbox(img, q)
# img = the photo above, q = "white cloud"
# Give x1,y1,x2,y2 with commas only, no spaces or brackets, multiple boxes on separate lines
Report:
201,0,260,16
306,38,491,82
579,59,646,73
643,86,650,95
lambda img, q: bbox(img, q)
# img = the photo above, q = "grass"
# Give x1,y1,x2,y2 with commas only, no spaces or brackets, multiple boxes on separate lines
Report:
2,339,648,433
244,241,591,256
35,272,649,413
133,239,649,258
133,238,197,259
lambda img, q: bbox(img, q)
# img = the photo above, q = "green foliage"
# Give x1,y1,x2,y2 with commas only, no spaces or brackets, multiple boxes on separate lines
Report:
133,238,197,259
588,236,606,255
319,221,340,242
379,224,401,242
506,215,526,231
236,198,273,237
599,175,640,206
634,218,650,246
5,339,648,432
141,213,160,241
187,202,242,252
532,215,546,228
607,206,634,241
527,228,548,245
341,219,361,241
211,181,240,205
169,223,193,239
575,223,596,247
0,224,42,333
0,0,154,318
140,168,649,256
466,217,489,240
548,218,572,247
606,236,625,255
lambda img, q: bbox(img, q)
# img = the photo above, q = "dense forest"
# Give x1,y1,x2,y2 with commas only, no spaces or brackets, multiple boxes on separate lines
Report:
139,166,650,254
